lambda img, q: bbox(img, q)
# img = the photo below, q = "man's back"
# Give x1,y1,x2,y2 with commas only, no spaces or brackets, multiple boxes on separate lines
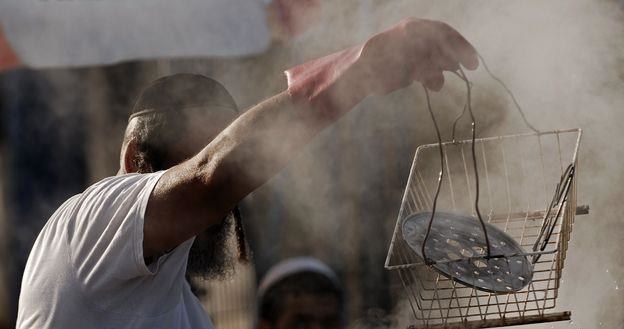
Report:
16,173,213,329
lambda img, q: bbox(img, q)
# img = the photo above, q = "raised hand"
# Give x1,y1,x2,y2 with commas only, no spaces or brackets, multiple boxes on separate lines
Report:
358,18,478,93
286,18,478,120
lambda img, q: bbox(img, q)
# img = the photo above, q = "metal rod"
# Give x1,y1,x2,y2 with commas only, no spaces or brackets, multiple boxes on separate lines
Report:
416,129,581,150
476,53,540,134
458,68,491,258
420,85,446,264
408,311,571,329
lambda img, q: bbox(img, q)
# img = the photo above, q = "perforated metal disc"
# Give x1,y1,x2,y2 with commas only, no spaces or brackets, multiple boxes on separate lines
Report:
402,212,533,293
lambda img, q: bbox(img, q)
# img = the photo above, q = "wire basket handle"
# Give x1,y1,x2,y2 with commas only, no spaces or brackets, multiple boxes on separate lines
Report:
420,53,544,264
478,53,540,134
420,67,493,264
451,53,541,142
419,85,446,264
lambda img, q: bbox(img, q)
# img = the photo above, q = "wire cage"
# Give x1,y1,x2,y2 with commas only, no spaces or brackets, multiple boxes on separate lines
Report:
385,128,582,329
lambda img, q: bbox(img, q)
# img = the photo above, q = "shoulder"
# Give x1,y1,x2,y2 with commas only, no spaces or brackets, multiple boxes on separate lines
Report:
76,172,164,208
65,171,166,248
84,172,164,196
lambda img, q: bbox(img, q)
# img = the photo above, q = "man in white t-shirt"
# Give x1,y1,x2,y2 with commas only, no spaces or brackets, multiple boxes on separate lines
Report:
16,18,479,328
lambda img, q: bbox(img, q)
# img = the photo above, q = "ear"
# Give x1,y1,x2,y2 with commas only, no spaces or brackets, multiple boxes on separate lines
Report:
123,139,152,174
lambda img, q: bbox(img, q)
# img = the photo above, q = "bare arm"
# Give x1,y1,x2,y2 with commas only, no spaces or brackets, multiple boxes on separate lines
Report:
142,18,478,258
143,91,340,257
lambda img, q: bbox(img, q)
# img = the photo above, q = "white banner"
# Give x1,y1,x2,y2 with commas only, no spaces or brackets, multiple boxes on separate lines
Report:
0,0,271,68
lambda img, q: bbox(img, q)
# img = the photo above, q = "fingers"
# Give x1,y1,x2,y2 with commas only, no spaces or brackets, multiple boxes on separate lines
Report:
412,43,447,92
409,19,478,71
357,18,477,95
413,60,445,92
432,43,460,72
436,22,479,70
424,71,445,91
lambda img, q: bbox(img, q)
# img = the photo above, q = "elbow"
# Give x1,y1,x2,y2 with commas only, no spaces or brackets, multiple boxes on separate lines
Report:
187,149,243,217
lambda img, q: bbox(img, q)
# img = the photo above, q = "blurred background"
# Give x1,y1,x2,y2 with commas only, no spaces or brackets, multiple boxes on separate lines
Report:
0,0,623,328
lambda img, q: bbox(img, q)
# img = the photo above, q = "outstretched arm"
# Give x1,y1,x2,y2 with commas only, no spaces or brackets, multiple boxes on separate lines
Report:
143,18,478,258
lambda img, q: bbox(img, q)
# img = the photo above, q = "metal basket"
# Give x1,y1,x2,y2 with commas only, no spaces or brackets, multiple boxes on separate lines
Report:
385,128,583,329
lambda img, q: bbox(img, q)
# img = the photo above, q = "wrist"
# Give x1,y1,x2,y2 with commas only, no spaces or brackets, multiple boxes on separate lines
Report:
285,45,370,122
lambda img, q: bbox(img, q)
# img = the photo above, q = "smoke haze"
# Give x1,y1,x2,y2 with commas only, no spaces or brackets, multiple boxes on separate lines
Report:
166,0,624,327
240,0,624,327
1,0,623,328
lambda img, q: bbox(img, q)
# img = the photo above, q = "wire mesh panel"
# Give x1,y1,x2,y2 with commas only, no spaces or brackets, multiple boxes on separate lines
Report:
385,129,581,328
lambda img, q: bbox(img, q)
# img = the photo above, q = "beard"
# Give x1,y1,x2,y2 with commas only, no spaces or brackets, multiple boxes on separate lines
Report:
185,212,237,281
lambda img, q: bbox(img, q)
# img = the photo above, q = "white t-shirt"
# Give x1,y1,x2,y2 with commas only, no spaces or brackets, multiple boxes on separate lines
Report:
16,172,214,329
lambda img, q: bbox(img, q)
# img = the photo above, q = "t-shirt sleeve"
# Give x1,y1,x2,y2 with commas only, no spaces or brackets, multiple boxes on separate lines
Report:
66,171,191,289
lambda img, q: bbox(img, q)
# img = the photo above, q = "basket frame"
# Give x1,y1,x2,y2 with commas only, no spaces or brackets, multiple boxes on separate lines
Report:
385,128,582,328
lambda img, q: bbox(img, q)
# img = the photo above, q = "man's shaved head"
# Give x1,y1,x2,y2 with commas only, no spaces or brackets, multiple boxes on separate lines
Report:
123,73,239,173
131,73,237,116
